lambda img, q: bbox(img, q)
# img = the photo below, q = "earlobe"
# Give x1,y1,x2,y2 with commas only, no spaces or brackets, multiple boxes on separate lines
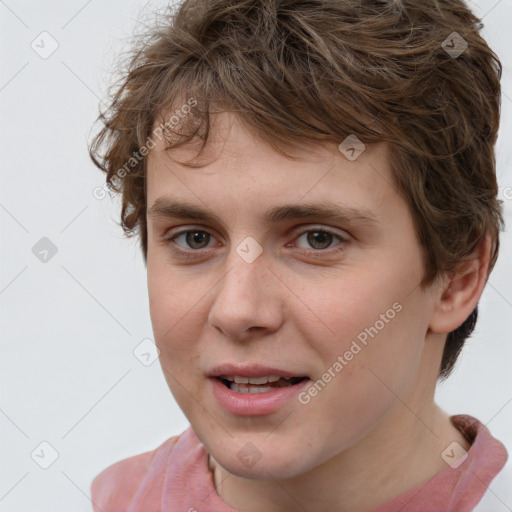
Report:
429,236,491,335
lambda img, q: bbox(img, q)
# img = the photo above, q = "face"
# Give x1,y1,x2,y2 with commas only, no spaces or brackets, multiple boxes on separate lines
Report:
146,112,440,480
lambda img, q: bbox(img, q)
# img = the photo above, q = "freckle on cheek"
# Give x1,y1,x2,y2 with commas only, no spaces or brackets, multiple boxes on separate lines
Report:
344,366,354,378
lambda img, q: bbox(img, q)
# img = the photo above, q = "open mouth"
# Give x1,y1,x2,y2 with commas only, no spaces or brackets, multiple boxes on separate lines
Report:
217,375,308,394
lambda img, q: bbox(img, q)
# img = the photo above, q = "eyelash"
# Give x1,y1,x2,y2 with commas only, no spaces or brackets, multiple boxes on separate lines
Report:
162,227,348,260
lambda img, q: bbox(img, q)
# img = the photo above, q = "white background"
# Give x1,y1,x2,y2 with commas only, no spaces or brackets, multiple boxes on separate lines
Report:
0,0,511,510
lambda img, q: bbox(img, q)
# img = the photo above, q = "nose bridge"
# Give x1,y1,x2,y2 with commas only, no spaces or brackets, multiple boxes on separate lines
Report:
218,247,270,310
208,244,282,338
221,234,270,298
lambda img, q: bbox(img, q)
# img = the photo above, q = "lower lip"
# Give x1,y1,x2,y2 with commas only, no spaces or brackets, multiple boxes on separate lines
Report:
210,377,310,416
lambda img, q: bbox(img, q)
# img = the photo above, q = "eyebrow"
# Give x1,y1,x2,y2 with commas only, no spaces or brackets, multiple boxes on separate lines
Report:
147,198,378,227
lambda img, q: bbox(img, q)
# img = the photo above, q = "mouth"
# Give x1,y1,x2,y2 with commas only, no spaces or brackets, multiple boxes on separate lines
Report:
217,375,309,394
208,365,311,415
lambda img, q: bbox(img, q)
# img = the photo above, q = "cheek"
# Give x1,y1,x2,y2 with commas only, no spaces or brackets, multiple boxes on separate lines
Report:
296,266,429,401
316,300,428,421
147,268,210,407
295,273,403,357
148,271,207,414
147,262,206,341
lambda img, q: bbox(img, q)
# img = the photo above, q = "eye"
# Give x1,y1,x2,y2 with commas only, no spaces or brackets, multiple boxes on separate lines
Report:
163,226,347,261
172,230,215,250
295,229,346,251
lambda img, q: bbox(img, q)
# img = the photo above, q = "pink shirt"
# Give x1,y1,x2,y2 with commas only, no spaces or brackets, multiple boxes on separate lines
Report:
91,415,508,511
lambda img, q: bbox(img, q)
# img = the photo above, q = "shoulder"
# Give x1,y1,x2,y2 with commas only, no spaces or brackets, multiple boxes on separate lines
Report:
90,433,183,512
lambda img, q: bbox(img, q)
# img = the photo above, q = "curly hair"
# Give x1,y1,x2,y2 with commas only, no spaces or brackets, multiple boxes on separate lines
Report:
89,0,504,379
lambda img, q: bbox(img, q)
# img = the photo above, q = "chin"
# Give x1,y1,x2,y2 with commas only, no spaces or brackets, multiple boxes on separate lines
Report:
217,454,312,481
206,433,319,481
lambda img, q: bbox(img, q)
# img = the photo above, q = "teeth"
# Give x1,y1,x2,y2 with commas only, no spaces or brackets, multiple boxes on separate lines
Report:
219,375,306,394
248,376,270,385
230,383,275,393
227,375,286,384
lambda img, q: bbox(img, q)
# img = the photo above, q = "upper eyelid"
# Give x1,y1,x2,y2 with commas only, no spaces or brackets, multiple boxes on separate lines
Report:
166,223,348,237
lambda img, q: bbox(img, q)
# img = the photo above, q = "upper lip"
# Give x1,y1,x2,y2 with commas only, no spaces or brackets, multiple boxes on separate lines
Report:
208,363,309,379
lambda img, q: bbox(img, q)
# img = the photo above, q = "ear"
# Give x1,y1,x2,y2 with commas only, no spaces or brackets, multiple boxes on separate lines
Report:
429,235,491,334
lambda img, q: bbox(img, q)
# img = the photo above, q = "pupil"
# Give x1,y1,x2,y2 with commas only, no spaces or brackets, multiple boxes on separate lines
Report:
308,231,332,250
186,231,209,249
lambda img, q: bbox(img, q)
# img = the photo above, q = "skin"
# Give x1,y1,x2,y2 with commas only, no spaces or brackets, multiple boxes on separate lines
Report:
145,112,490,512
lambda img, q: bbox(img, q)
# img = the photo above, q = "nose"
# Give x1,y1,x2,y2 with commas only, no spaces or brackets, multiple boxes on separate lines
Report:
207,251,284,342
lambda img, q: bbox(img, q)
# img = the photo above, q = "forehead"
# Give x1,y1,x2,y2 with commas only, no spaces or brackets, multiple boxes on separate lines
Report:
146,112,398,222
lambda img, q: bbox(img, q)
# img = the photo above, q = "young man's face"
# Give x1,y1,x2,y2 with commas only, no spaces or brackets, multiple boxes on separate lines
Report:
146,112,442,479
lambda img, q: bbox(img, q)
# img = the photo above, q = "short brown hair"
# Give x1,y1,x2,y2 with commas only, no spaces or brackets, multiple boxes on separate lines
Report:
89,0,504,378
